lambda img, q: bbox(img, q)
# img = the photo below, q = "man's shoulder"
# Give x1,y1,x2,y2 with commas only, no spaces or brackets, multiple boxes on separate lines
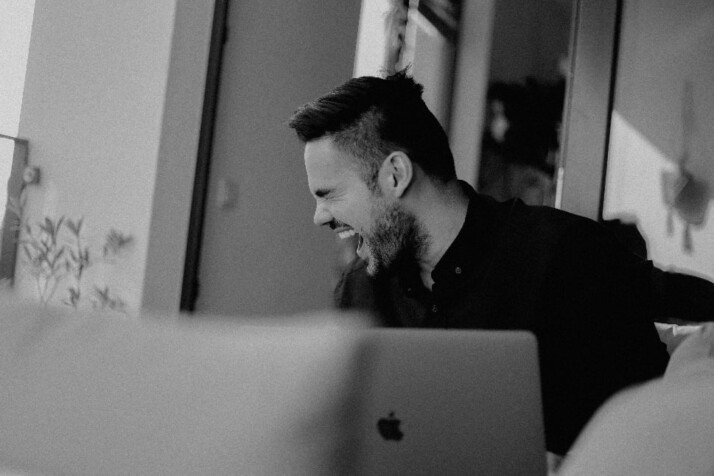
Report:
488,196,598,246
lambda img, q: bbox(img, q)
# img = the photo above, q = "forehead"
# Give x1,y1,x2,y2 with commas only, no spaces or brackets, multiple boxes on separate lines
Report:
303,137,362,192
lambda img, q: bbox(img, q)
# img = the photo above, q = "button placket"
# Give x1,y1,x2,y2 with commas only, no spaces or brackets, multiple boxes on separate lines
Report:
430,280,443,316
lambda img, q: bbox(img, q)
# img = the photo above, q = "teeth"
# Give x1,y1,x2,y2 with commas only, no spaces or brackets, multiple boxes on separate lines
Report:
338,229,356,239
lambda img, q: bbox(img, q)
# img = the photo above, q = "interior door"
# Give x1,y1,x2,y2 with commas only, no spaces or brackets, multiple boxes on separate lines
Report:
184,0,361,316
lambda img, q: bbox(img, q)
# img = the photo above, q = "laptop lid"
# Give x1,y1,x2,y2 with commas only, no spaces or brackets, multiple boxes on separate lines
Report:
354,329,546,476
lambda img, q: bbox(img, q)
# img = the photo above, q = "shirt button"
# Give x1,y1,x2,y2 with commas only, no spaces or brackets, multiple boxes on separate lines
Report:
454,267,462,275
431,305,438,313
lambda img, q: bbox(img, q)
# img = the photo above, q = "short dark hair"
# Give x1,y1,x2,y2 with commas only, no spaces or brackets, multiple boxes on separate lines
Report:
288,70,456,189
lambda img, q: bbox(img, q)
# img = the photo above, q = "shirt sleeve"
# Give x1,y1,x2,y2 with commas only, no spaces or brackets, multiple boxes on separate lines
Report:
538,217,669,454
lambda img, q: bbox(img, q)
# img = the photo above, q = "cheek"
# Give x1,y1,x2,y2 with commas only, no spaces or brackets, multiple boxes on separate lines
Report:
363,202,388,234
345,205,367,228
339,206,367,232
344,190,379,230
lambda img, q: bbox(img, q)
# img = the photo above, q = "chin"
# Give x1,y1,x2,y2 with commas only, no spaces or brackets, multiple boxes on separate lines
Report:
364,255,388,277
366,254,395,278
365,259,378,277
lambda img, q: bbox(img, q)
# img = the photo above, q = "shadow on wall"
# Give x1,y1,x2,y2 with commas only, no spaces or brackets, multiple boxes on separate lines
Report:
660,81,711,253
611,1,714,255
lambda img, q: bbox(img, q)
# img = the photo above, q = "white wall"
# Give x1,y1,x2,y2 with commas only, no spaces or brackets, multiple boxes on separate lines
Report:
406,9,458,131
354,0,392,77
354,0,459,138
14,0,213,312
603,0,714,280
0,0,35,136
0,0,35,220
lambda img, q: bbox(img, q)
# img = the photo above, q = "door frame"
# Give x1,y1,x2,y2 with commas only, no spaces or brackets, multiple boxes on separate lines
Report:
556,0,622,220
180,0,229,312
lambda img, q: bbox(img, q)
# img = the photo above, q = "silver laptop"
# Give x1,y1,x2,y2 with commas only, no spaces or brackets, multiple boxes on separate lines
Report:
353,329,546,476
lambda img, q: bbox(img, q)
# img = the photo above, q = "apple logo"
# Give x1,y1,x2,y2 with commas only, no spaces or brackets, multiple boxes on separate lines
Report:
377,411,403,441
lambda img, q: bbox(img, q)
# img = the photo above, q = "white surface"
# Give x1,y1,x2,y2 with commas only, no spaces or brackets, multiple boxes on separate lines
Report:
0,0,35,136
0,299,368,475
15,0,174,310
13,1,213,313
560,325,714,476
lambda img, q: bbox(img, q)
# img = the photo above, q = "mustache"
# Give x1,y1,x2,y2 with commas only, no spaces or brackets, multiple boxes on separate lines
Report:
328,220,349,230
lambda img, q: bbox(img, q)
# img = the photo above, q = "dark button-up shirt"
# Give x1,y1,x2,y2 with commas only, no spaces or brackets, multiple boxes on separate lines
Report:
335,182,669,455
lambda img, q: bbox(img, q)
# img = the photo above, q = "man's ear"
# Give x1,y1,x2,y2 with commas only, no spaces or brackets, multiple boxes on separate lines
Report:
379,151,413,198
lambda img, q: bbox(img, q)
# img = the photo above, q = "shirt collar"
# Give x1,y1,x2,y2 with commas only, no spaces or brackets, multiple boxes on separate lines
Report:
430,181,503,286
389,180,508,294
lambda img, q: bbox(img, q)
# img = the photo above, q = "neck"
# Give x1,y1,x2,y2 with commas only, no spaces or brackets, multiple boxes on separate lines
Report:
414,180,469,288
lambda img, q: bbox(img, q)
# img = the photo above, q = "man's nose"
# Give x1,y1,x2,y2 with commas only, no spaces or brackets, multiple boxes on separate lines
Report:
313,203,332,227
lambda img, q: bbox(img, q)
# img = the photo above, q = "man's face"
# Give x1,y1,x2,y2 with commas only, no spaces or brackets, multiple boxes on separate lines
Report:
304,137,424,275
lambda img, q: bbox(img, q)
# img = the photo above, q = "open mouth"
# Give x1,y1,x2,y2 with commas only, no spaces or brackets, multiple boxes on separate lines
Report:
336,228,365,256
356,234,365,255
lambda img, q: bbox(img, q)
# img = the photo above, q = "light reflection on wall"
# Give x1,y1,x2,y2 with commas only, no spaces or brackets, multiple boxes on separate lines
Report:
605,112,714,279
0,0,36,136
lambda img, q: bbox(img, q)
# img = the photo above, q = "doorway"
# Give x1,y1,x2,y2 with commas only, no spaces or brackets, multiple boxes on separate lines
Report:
181,0,361,315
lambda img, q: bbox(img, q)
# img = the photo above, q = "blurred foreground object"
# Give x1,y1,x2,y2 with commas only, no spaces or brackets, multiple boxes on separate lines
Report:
0,298,369,475
560,324,714,476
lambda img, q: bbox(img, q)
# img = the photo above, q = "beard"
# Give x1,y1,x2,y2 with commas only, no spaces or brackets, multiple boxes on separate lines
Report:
362,201,428,277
